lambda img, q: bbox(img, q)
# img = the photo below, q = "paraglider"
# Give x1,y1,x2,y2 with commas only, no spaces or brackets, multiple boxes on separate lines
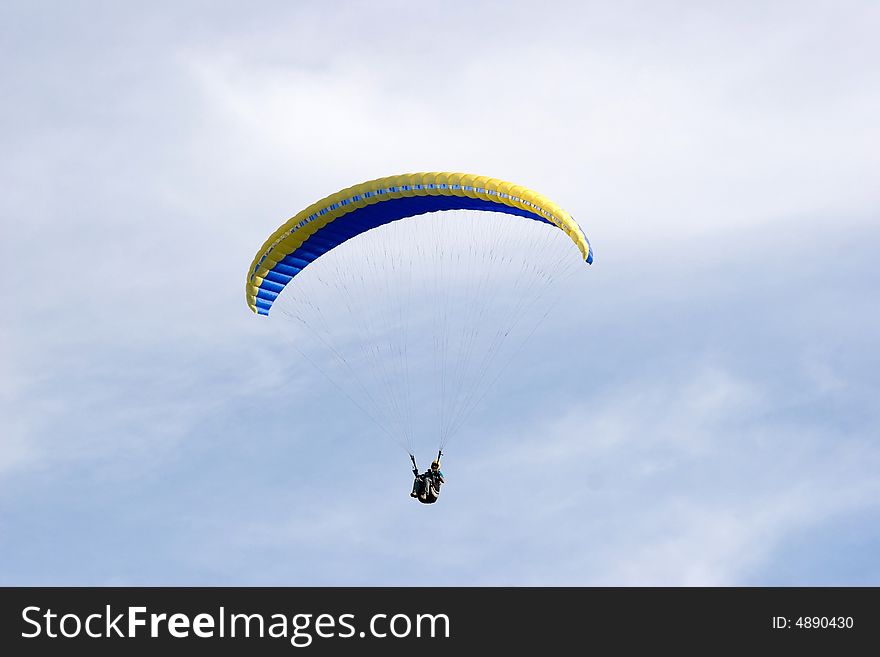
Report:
410,453,445,504
246,172,592,501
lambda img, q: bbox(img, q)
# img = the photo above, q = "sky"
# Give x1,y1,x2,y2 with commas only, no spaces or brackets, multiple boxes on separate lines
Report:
1,0,879,585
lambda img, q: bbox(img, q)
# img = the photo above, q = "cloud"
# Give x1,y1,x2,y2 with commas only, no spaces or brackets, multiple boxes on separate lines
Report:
451,363,880,585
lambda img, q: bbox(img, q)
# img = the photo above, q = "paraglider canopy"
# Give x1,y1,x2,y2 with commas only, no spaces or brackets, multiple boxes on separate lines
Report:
246,172,592,316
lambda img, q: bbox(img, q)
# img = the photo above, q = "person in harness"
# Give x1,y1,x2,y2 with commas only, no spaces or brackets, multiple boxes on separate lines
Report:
410,453,444,504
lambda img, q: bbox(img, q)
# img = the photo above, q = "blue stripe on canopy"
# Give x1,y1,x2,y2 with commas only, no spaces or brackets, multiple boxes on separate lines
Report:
257,195,552,313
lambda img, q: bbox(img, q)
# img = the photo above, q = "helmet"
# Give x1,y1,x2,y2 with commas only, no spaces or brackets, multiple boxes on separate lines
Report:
431,460,440,470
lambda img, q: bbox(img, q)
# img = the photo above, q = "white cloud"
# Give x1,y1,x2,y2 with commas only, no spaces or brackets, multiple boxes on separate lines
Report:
177,0,880,261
